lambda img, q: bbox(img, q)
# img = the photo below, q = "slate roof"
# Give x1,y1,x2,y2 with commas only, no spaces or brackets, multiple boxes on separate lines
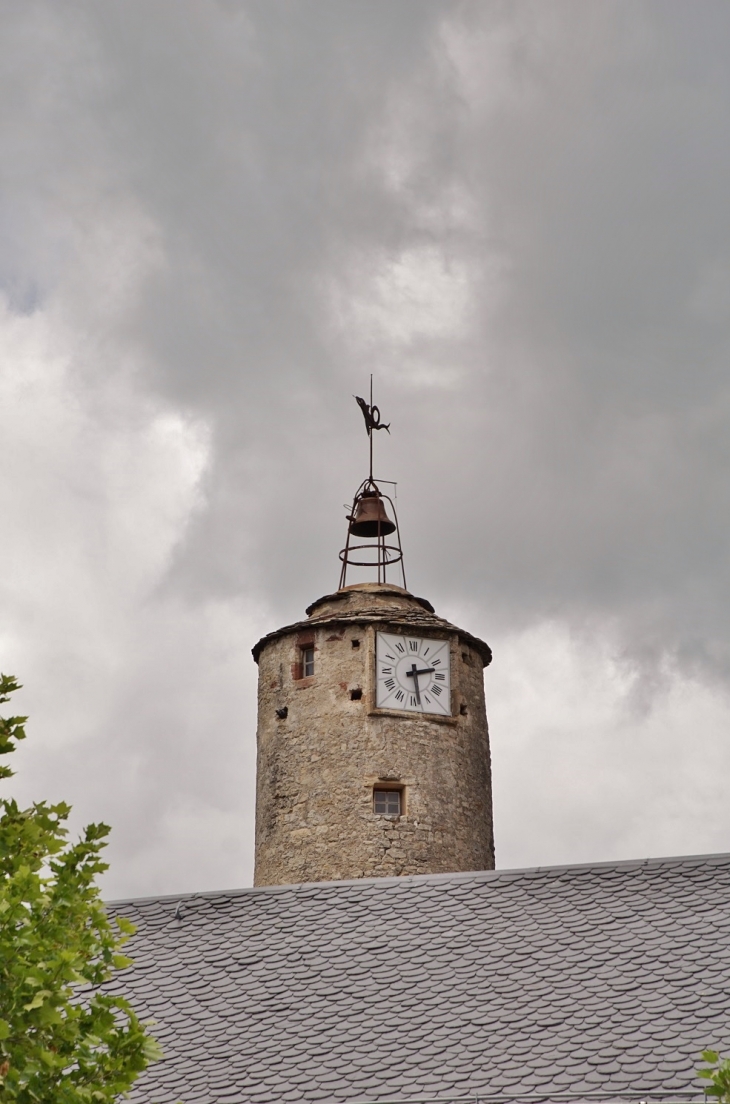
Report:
251,589,492,666
107,853,730,1104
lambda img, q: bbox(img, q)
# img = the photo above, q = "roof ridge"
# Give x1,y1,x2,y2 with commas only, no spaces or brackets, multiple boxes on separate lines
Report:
105,848,730,908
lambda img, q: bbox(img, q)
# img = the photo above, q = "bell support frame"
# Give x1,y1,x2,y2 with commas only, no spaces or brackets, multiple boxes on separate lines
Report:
338,477,406,590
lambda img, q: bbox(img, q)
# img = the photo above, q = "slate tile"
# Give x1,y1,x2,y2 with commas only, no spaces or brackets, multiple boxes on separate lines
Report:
109,853,730,1104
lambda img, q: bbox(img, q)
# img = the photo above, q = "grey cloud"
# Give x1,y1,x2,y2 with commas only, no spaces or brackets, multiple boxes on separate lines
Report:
2,0,730,896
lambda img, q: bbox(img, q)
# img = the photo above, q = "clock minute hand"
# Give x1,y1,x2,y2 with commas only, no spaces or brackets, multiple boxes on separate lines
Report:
405,663,435,706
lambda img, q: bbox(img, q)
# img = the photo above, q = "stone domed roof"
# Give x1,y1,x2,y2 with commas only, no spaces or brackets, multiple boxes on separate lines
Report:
252,583,492,666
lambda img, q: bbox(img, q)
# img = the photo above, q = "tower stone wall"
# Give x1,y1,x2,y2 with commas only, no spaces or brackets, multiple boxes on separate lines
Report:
253,583,494,886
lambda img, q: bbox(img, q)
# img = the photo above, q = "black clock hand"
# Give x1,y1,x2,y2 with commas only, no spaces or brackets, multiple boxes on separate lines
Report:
405,664,435,705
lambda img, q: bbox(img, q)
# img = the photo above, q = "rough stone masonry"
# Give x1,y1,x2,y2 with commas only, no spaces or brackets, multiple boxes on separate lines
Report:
252,583,495,886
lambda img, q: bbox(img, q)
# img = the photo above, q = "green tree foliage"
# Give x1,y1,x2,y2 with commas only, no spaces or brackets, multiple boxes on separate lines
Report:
0,674,161,1102
699,1051,730,1102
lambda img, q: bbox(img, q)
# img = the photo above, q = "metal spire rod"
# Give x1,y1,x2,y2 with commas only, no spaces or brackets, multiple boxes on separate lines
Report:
369,374,373,482
355,374,390,486
340,384,404,590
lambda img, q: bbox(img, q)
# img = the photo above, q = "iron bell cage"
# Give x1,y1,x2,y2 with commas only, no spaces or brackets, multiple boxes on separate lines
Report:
339,477,406,590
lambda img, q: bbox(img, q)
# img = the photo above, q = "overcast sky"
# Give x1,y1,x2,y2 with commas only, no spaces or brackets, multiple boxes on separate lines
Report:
2,0,730,900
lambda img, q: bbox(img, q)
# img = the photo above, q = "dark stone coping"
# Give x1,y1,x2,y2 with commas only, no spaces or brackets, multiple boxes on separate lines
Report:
252,604,492,666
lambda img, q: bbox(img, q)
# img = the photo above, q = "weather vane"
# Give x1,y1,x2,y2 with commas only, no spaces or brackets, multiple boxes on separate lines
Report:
355,376,390,483
338,377,406,590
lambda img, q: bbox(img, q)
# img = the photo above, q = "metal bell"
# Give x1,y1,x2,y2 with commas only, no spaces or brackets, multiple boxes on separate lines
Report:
348,490,396,538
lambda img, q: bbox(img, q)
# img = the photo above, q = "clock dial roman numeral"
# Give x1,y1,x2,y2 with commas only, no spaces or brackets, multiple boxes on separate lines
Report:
376,631,451,715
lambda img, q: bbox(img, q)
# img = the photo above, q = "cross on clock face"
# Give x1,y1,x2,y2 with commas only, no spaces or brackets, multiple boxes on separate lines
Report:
375,632,452,716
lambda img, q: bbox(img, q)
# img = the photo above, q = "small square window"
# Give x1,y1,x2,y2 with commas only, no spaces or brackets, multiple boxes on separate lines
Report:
374,789,401,817
302,646,315,677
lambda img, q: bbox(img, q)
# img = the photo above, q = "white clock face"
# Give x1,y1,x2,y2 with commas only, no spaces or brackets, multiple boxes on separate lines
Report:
376,632,451,716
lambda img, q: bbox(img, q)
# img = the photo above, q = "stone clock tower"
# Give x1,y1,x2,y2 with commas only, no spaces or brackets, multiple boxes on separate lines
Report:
252,393,495,887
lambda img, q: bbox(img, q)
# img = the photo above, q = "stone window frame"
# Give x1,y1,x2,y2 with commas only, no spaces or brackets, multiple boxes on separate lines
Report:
292,635,316,681
301,645,315,678
373,783,405,818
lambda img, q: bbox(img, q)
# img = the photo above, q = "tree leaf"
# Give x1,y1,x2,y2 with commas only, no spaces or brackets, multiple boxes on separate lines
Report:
0,673,163,1102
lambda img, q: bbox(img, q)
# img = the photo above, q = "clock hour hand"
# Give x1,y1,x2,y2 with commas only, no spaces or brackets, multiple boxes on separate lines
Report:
405,663,435,706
